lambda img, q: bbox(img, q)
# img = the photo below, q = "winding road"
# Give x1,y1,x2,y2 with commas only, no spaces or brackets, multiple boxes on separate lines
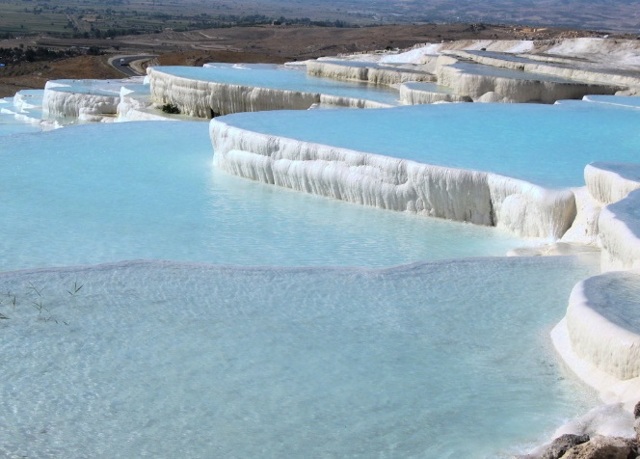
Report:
108,55,156,77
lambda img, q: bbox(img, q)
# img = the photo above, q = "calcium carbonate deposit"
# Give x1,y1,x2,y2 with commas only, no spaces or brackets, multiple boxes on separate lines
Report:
2,36,640,458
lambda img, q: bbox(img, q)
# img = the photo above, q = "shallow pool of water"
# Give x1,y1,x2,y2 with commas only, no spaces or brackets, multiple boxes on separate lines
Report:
0,121,528,271
0,257,599,458
221,102,640,187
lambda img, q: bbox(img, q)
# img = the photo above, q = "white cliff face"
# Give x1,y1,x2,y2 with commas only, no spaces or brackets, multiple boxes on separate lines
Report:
149,68,318,117
148,67,396,117
43,87,119,120
210,118,576,239
585,163,640,206
42,80,121,120
306,60,435,85
599,190,640,272
116,85,175,122
436,58,619,103
580,163,640,271
552,161,640,412
488,175,576,238
551,270,640,416
446,48,640,94
399,82,472,104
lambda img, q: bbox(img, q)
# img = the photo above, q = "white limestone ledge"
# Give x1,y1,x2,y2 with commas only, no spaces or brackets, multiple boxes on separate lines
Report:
577,162,640,271
560,186,602,246
399,82,472,105
148,67,392,118
599,189,640,272
585,162,640,206
42,80,120,120
552,271,640,409
553,162,640,413
306,60,435,85
561,163,640,248
436,58,619,103
210,118,576,239
446,49,640,94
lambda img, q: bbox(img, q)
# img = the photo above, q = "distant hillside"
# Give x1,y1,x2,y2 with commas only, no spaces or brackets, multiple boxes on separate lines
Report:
257,0,640,32
0,0,637,37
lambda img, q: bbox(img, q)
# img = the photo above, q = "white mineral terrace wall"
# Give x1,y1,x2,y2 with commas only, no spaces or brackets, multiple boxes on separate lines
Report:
42,82,120,120
210,119,576,239
599,190,640,272
399,83,472,104
583,163,640,271
552,272,640,409
306,60,435,85
553,162,640,409
566,273,640,381
446,49,640,94
435,57,619,103
585,163,640,206
148,68,392,118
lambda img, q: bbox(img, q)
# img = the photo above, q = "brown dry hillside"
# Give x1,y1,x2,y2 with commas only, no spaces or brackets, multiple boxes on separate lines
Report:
0,23,605,98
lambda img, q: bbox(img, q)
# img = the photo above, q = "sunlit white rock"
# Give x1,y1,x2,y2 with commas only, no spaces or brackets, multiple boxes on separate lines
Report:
448,47,640,94
599,189,640,271
522,403,635,458
561,186,602,246
399,82,471,104
306,60,434,85
552,271,640,412
42,79,123,120
585,162,640,205
436,58,618,103
148,66,398,117
210,119,576,238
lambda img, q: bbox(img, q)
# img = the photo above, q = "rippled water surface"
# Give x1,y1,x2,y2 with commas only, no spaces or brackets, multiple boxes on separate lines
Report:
0,258,599,458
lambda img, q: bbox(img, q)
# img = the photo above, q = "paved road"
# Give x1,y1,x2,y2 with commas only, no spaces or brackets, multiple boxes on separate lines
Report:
109,55,156,77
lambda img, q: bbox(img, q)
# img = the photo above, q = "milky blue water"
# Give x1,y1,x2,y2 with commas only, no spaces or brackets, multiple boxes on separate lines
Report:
0,257,599,458
0,121,528,271
157,63,401,105
221,102,640,187
0,92,612,458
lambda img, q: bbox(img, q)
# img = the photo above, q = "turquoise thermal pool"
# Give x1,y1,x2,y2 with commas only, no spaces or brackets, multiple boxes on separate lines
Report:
0,121,528,271
219,102,640,188
156,63,401,105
